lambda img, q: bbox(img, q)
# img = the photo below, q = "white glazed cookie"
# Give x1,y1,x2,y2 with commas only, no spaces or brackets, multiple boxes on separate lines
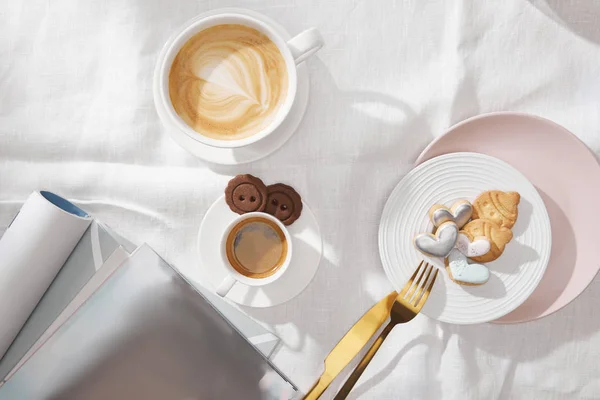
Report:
461,218,513,263
455,232,491,258
414,221,459,258
445,248,490,286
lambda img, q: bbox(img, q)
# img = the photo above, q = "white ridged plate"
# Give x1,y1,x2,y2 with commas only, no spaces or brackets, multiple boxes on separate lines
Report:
379,153,552,324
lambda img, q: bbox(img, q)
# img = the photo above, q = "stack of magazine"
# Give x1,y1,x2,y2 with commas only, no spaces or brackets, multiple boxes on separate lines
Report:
0,191,298,399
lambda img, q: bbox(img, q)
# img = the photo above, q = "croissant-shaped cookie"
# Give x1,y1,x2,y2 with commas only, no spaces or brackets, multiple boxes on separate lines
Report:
460,219,513,263
472,190,520,229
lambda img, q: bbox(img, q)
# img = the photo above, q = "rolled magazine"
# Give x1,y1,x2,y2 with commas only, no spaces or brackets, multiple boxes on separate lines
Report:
0,192,91,359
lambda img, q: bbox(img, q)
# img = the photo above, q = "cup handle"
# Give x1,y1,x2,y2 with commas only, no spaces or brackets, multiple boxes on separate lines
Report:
287,28,324,65
216,275,236,297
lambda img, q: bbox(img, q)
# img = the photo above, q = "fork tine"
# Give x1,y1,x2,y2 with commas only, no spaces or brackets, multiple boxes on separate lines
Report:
399,260,424,297
404,261,428,301
414,268,439,309
411,263,434,306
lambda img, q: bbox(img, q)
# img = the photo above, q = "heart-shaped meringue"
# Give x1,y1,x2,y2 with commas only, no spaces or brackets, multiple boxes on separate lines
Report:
429,200,473,229
455,233,491,258
414,222,459,258
446,249,489,285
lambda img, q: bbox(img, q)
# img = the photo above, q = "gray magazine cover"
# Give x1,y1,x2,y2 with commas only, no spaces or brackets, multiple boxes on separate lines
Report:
0,245,297,399
99,222,281,358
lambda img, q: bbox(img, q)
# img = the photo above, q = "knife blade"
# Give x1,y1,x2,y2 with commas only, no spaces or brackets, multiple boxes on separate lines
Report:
303,291,397,400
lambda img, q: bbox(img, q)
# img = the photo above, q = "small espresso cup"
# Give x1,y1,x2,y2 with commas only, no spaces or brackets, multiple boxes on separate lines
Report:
216,212,293,297
158,12,323,149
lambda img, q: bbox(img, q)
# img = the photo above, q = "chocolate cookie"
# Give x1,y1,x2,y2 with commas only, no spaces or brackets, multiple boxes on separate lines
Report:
265,183,303,225
225,174,268,214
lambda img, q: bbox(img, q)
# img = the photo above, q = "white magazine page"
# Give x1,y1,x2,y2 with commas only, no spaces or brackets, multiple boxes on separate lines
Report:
2,247,130,385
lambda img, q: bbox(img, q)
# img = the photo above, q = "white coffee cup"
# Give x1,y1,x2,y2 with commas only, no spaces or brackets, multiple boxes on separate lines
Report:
157,12,323,149
216,212,293,297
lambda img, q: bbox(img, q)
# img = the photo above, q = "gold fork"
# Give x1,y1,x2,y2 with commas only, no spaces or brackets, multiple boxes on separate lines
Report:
333,261,438,400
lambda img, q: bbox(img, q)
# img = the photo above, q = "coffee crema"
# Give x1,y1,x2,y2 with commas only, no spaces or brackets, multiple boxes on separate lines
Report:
169,24,289,141
226,217,288,279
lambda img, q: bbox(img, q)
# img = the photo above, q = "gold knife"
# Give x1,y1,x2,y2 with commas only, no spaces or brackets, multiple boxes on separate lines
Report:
303,291,397,400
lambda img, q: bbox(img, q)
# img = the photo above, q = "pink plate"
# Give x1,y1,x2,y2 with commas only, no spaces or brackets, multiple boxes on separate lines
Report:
416,112,600,323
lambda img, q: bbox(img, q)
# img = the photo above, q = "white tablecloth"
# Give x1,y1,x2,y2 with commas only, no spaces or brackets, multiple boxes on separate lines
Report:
2,1,600,399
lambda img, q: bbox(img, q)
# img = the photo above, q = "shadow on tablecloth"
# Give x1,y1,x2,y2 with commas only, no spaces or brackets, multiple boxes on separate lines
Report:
528,0,600,45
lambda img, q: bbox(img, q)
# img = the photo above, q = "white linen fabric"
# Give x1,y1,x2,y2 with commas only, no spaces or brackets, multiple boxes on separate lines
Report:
2,1,600,399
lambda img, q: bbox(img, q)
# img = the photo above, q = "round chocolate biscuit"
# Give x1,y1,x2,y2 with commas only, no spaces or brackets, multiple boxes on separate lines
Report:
265,183,303,226
225,174,268,214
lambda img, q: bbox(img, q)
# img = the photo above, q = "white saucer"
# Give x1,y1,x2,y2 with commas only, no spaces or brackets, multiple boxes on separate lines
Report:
379,153,552,324
197,196,322,307
152,8,310,165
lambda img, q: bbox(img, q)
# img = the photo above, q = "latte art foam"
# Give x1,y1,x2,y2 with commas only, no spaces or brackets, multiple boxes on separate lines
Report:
169,24,289,140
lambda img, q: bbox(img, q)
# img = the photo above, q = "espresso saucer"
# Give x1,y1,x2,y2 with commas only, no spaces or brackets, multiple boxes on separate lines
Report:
153,8,310,165
197,196,322,307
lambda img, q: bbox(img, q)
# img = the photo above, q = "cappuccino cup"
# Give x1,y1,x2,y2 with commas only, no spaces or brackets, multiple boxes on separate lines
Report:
157,12,323,148
216,212,292,297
